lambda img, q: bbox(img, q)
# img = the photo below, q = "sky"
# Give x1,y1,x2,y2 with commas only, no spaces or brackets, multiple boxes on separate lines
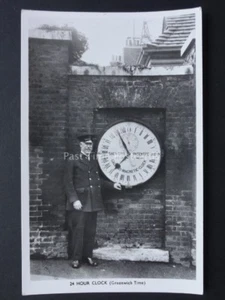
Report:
27,11,167,66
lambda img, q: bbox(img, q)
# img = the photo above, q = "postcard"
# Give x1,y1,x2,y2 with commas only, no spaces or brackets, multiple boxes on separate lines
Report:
21,7,203,295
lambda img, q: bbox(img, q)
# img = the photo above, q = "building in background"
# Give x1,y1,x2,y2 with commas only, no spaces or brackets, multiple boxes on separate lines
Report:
110,21,153,67
137,14,195,67
110,55,123,67
123,36,142,66
123,21,152,66
111,14,195,69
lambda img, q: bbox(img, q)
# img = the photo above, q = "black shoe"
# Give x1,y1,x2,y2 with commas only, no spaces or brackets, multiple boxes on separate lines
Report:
71,260,81,269
83,257,98,267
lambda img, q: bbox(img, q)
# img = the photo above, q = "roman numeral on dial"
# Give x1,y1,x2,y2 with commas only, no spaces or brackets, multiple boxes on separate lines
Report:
103,163,111,170
102,145,109,150
101,157,109,163
114,172,119,180
133,174,137,181
147,139,153,145
147,164,153,169
120,174,125,181
103,138,111,144
109,169,114,174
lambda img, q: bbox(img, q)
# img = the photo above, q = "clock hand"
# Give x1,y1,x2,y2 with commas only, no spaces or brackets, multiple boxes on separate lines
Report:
119,153,130,164
112,153,131,171
117,131,130,155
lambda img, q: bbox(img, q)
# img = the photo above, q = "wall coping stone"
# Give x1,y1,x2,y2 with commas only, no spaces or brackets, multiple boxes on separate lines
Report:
29,29,72,41
69,65,193,76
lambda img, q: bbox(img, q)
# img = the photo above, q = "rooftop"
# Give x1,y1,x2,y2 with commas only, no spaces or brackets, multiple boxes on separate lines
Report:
150,13,195,48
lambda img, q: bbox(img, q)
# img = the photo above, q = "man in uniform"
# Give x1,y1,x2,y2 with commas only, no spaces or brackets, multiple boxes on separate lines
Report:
64,134,121,268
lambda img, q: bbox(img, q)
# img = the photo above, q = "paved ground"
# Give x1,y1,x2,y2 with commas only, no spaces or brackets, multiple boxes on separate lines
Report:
31,260,196,281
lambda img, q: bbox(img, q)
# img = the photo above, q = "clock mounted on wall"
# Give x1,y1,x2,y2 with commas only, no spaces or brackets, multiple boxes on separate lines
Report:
97,120,162,186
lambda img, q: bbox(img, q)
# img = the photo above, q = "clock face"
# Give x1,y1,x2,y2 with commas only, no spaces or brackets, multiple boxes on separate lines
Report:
97,121,162,186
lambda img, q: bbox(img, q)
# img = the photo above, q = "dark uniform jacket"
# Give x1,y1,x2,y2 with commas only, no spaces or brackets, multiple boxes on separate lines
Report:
64,153,113,212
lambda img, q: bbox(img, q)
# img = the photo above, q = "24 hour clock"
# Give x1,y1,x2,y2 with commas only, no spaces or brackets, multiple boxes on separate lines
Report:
97,121,162,186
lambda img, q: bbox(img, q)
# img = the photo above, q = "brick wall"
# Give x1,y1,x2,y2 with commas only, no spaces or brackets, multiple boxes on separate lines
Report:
67,75,195,266
29,36,196,266
29,38,70,258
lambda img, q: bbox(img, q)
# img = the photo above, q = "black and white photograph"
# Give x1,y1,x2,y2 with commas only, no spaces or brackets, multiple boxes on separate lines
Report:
21,7,203,295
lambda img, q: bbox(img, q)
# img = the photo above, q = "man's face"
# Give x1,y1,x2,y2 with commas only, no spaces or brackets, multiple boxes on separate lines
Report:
80,140,93,156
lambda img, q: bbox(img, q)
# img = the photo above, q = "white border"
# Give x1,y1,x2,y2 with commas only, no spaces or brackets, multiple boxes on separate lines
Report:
21,7,203,295
21,10,31,295
195,6,204,294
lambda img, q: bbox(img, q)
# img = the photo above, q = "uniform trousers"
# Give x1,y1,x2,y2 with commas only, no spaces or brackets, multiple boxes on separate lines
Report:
67,210,98,261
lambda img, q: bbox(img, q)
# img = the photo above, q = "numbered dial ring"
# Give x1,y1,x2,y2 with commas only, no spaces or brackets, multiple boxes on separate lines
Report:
97,121,161,186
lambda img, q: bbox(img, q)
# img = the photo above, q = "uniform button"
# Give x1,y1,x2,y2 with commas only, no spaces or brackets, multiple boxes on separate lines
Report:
88,171,90,173
98,178,100,180
98,185,100,188
90,185,93,188
89,178,92,180
96,171,98,174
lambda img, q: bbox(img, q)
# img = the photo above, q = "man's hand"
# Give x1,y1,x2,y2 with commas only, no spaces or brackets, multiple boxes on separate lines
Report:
73,200,82,210
114,182,122,190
